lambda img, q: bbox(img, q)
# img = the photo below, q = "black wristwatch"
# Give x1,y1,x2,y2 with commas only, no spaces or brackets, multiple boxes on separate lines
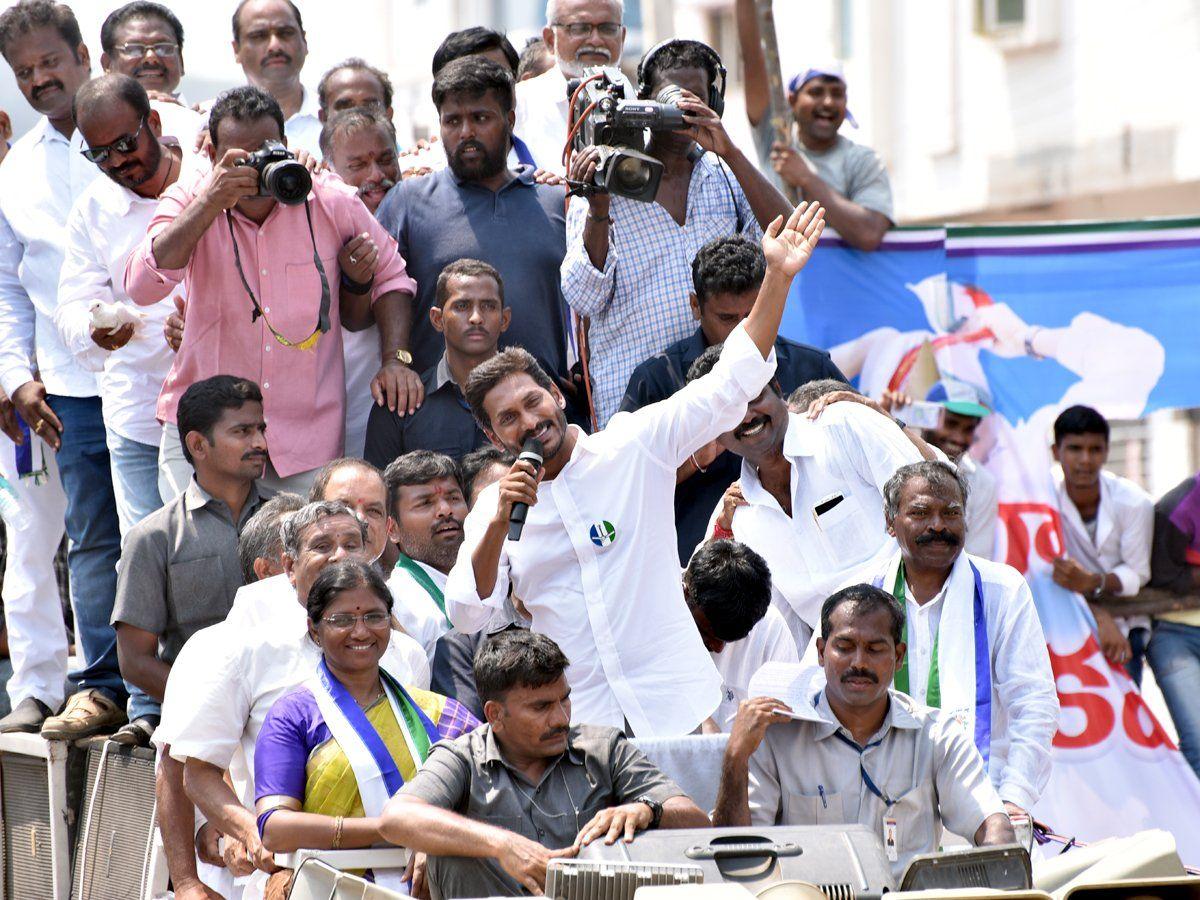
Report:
340,272,374,295
635,795,663,829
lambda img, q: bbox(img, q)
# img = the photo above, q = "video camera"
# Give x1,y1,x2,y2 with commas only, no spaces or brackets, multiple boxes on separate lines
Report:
567,66,688,203
243,140,312,205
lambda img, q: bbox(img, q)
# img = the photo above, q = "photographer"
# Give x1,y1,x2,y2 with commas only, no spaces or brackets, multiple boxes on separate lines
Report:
126,86,419,495
562,40,791,425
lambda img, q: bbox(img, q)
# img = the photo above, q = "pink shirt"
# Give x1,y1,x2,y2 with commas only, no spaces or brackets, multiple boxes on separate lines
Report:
126,170,416,477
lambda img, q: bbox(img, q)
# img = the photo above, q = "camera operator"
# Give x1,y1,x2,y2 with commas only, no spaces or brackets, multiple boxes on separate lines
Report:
562,40,791,426
126,86,419,495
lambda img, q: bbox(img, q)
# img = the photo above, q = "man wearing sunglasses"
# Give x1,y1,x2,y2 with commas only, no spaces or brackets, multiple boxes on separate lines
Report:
512,0,627,175
125,85,420,498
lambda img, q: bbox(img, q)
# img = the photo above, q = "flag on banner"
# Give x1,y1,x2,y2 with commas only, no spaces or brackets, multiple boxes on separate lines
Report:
783,217,1200,859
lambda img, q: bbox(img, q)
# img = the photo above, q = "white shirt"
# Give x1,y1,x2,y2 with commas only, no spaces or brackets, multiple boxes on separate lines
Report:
711,606,798,732
446,323,776,737
869,549,1059,809
159,573,430,786
512,66,571,175
285,85,323,159
958,453,999,560
1056,468,1153,597
0,118,101,397
342,325,379,457
725,404,923,631
56,119,206,445
387,558,452,659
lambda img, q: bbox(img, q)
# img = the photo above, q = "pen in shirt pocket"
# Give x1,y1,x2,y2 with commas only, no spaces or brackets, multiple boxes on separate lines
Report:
818,785,828,808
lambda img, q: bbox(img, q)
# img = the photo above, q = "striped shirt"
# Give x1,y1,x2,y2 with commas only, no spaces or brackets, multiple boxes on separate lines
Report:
561,152,760,425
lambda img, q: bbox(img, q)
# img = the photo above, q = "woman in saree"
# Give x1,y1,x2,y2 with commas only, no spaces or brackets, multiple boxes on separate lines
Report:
254,559,479,895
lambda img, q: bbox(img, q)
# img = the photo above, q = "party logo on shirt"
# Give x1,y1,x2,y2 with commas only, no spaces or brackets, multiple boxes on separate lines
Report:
589,520,617,548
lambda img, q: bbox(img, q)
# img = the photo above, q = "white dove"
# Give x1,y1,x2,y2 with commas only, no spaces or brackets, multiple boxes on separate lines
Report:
88,300,143,334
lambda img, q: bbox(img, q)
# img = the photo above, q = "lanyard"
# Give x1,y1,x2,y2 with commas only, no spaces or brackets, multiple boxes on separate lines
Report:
831,729,893,806
892,562,941,707
394,553,450,624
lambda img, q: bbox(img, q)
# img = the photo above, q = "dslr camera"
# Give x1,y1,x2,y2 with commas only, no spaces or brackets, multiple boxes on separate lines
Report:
567,67,687,203
243,140,312,205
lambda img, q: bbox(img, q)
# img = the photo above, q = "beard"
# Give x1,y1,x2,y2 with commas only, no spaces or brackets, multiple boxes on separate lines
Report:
402,527,462,573
109,140,163,189
447,136,508,182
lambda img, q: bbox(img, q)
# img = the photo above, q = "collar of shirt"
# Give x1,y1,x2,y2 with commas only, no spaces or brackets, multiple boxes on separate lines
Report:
808,688,923,745
184,475,266,523
433,353,455,392
92,138,206,216
475,723,586,776
289,84,320,123
445,163,537,192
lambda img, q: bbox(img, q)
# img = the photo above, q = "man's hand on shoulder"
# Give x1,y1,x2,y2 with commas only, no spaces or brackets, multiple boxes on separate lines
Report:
727,696,793,763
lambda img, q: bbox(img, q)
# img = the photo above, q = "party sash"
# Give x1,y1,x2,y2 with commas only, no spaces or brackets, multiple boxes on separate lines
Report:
876,557,993,765
394,553,450,624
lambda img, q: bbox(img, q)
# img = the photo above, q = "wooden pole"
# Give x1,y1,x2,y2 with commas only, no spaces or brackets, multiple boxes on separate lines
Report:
752,0,800,203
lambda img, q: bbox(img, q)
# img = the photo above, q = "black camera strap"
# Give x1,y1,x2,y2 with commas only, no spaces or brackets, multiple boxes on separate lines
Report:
226,200,332,351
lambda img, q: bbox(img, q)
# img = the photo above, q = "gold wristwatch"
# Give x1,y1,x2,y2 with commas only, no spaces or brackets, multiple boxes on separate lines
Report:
392,349,413,366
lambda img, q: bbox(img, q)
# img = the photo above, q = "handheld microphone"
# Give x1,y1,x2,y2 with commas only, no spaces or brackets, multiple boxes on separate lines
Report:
507,437,544,541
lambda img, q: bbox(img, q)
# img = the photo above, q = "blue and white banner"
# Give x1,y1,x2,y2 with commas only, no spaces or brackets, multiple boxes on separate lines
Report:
783,218,1200,858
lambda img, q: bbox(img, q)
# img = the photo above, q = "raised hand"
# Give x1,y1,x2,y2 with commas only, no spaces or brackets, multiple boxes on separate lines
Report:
761,201,825,277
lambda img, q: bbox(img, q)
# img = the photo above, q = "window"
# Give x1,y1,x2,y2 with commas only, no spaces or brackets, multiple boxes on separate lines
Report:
976,0,1058,49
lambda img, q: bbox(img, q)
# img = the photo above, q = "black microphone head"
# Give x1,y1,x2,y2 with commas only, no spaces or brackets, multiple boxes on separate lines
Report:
518,437,544,466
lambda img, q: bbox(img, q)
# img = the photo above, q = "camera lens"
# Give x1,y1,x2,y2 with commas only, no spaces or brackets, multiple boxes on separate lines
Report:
654,85,685,107
262,160,312,205
614,156,653,192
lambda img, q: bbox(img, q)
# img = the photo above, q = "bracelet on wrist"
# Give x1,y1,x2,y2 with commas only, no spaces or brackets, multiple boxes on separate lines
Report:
712,523,734,541
587,212,611,224
340,272,374,295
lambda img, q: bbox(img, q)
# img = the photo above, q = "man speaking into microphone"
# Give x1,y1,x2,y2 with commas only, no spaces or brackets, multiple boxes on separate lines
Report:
447,202,826,737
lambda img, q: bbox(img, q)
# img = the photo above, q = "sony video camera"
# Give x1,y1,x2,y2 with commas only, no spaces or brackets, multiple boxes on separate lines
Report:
567,66,688,203
244,140,312,205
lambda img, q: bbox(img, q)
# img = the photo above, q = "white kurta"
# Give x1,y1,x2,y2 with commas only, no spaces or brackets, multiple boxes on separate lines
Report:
387,558,452,659
711,605,798,731
446,323,776,736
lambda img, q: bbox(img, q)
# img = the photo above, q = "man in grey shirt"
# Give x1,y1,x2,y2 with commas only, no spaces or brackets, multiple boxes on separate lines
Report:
111,375,273,745
381,631,710,898
735,4,891,251
713,584,1014,879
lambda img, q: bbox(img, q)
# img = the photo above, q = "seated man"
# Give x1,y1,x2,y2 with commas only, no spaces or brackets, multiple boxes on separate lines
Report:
686,540,797,733
153,501,428,896
620,235,844,561
380,630,711,898
383,451,470,657
713,584,1014,877
112,375,275,747
1051,405,1153,681
366,260,507,467
872,461,1058,820
238,492,305,583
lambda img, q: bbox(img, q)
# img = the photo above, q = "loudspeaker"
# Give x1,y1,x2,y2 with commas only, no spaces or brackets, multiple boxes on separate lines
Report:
898,844,1031,892
547,860,704,900
1062,876,1200,900
70,741,160,900
0,732,89,900
287,858,406,899
576,826,894,900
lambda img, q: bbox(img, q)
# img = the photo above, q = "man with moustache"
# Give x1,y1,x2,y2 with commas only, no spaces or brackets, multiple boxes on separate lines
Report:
0,0,129,740
320,107,401,456
384,451,470,658
446,202,826,736
377,57,570,390
317,56,414,149
514,0,626,174
686,342,921,651
59,74,203,536
863,461,1057,824
154,500,428,897
712,584,1014,878
111,376,274,747
230,0,321,157
99,2,183,98
366,260,505,466
563,40,791,425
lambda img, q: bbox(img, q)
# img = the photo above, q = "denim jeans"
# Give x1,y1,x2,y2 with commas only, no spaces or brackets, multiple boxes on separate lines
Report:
105,430,162,539
106,429,163,721
46,395,125,706
1147,620,1200,779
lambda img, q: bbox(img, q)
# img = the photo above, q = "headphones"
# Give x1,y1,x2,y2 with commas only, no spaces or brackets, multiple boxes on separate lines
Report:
636,38,727,117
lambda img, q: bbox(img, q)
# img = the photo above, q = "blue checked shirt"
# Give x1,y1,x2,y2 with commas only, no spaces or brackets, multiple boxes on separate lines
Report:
561,153,761,425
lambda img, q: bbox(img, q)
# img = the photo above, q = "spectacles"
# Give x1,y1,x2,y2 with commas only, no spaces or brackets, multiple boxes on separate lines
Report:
320,611,391,630
81,117,146,164
552,21,622,38
114,42,179,58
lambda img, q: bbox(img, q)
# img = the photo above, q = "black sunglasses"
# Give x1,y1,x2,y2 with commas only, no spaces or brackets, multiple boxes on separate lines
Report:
81,117,146,164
